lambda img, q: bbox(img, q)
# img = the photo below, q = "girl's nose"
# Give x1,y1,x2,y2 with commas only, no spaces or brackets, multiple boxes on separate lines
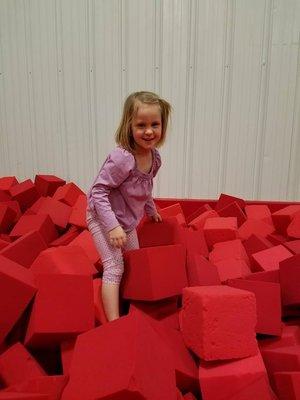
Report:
145,128,153,135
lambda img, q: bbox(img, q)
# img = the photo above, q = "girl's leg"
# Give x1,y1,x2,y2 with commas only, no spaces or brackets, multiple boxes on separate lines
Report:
86,211,124,321
124,228,140,251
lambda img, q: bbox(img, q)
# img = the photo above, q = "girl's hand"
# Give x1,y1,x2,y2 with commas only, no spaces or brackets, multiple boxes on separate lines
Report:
151,213,162,223
108,226,127,248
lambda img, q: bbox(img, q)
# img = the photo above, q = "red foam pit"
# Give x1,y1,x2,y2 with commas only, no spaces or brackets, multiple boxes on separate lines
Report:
243,234,273,258
227,278,282,336
9,214,58,245
252,245,293,272
137,216,183,247
245,204,273,226
61,311,177,400
287,212,300,239
279,253,300,306
52,182,85,207
9,180,40,212
159,203,187,226
30,245,97,276
199,353,271,400
267,233,288,246
272,205,300,235
186,253,221,287
203,217,237,248
158,310,180,331
215,193,246,212
188,210,218,231
0,177,18,193
238,219,275,241
0,343,46,387
34,197,72,229
213,258,251,282
0,205,16,234
0,191,11,202
68,229,100,265
68,194,87,229
218,201,247,227
49,225,80,247
185,204,212,225
180,286,258,361
0,231,47,268
209,239,250,266
34,175,66,197
283,239,300,254
274,371,300,400
123,244,187,301
260,345,300,386
93,278,108,325
24,273,94,348
258,324,300,350
3,376,68,400
0,256,37,343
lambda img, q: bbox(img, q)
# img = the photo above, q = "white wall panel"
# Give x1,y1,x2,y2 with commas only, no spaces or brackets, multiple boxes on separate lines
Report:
0,0,300,201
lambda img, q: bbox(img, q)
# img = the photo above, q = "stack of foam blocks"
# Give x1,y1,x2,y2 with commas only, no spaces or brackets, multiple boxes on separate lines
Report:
0,176,299,400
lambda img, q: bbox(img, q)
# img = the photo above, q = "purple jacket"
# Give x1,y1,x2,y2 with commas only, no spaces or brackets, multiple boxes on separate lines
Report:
87,147,161,233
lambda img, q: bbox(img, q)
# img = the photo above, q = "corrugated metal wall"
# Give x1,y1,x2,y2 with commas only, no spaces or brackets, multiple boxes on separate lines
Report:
1,0,300,200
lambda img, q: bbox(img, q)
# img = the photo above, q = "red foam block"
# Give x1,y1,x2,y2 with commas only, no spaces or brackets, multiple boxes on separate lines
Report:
123,244,187,301
283,239,300,254
68,194,87,229
245,204,273,226
34,197,72,229
52,182,85,207
9,214,58,245
274,371,300,400
213,258,251,282
0,342,46,387
9,180,40,212
188,210,218,231
61,311,177,400
209,239,250,266
0,177,18,193
186,253,221,287
0,256,37,343
238,219,274,240
30,245,97,276
24,273,94,348
34,175,66,197
137,216,183,247
227,278,282,336
0,231,47,268
218,201,247,227
0,205,16,234
287,212,300,239
199,353,271,400
180,286,258,360
215,193,246,212
272,205,300,235
159,203,187,226
252,245,293,272
68,230,100,265
279,253,300,306
203,217,237,248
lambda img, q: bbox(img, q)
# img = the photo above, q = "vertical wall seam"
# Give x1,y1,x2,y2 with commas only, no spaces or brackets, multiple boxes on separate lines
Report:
253,0,274,199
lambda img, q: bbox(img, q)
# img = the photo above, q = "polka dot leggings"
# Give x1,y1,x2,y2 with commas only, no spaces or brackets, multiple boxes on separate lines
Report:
86,210,139,284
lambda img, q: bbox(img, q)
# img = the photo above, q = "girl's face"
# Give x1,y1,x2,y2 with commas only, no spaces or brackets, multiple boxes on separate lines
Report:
131,103,162,154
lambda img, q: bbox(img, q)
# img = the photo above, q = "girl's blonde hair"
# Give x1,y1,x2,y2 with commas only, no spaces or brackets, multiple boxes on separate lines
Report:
115,91,171,153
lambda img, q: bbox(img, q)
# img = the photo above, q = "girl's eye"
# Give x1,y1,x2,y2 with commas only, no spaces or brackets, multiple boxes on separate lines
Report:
137,124,145,128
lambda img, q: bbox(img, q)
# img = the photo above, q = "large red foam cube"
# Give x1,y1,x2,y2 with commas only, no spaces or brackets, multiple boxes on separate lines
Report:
272,205,300,235
287,212,300,239
0,256,37,343
180,286,258,360
30,245,97,276
227,278,282,336
68,230,100,265
34,175,66,197
245,204,273,226
137,216,183,247
0,177,18,193
123,244,187,301
34,197,72,229
283,239,300,254
213,258,251,282
52,182,85,207
9,214,58,245
238,219,275,240
68,194,87,229
243,234,273,258
252,245,293,272
209,239,250,266
199,353,271,400
203,217,237,248
24,273,94,348
0,343,46,387
218,201,247,227
0,231,47,268
49,226,80,247
159,203,186,226
215,193,246,212
9,180,40,212
188,210,218,231
279,254,300,306
0,205,16,234
61,311,177,400
186,254,221,287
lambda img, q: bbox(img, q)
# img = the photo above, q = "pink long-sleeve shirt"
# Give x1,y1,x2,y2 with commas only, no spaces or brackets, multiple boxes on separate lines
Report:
87,147,161,233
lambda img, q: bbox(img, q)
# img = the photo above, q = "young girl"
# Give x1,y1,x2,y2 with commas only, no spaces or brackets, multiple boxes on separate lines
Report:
86,91,171,321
